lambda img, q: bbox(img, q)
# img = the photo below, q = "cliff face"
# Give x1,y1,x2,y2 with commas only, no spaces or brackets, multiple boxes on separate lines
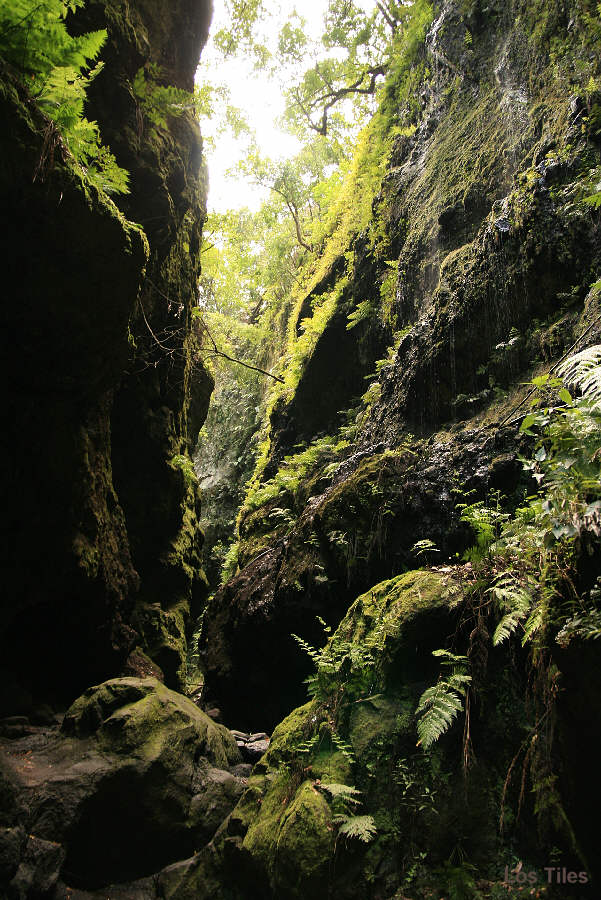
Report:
190,1,601,895
0,0,213,710
202,0,601,729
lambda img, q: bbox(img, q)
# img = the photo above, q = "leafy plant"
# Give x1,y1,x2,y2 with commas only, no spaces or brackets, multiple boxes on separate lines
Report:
519,345,601,548
170,453,197,486
0,0,129,194
457,491,510,562
315,781,377,843
293,606,389,710
416,650,471,750
132,63,201,135
488,572,538,646
334,813,377,843
411,538,440,561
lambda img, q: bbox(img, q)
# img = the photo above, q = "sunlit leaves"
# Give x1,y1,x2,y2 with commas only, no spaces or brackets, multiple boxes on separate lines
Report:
0,0,129,194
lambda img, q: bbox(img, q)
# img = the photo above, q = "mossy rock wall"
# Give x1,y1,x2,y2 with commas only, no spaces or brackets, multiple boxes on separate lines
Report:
202,0,601,729
0,0,214,708
180,570,572,899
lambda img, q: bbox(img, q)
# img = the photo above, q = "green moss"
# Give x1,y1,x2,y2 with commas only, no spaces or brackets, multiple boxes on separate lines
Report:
311,749,352,784
352,569,462,623
349,695,409,757
63,676,240,768
272,781,335,898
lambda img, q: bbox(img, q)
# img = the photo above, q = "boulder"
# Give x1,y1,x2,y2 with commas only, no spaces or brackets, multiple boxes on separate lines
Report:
0,677,243,894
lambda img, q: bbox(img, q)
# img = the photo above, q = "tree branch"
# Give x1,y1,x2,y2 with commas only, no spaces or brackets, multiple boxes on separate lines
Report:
294,64,388,136
139,279,285,383
199,345,285,383
256,179,313,252
376,1,398,32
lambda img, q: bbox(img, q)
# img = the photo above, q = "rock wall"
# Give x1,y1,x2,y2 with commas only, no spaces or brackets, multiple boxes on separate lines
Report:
201,0,601,730
191,2,601,894
0,0,213,711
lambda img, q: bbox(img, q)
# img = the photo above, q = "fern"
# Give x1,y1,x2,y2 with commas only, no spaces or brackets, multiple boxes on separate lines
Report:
318,782,361,805
556,609,601,646
317,781,375,842
488,572,536,646
291,632,322,665
346,298,374,330
0,0,129,194
557,344,601,405
331,730,356,764
334,814,377,843
132,62,200,134
411,538,440,558
416,650,471,750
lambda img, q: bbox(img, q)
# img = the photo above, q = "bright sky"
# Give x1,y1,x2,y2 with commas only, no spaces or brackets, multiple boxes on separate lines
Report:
197,0,377,213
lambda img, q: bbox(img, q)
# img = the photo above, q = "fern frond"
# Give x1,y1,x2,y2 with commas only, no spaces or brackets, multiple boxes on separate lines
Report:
432,649,470,671
416,678,469,749
557,345,601,403
522,605,544,645
291,633,321,663
331,730,356,763
488,572,534,645
318,783,361,804
411,538,440,557
493,612,522,645
334,814,377,842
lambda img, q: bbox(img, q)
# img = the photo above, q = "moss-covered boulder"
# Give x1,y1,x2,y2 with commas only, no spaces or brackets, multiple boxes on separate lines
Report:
0,678,243,894
181,570,507,899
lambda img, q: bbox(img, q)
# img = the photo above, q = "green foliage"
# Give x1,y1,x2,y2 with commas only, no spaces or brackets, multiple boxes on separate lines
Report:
519,345,601,549
395,756,438,816
457,492,510,562
557,606,601,646
212,0,268,64
317,782,377,843
317,781,361,803
411,538,440,562
293,605,390,712
0,0,129,194
488,572,538,646
416,651,471,750
334,813,377,843
132,63,200,134
170,453,197,486
244,433,348,513
346,298,374,330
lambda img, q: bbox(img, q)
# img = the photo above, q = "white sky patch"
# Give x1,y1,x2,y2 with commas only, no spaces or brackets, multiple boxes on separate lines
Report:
197,0,377,213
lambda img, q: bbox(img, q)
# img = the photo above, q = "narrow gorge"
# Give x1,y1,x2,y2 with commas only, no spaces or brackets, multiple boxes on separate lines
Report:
1,1,601,898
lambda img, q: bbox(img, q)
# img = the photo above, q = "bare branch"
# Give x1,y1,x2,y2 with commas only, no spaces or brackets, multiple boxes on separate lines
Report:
251,173,313,252
293,64,388,136
199,345,285,383
138,279,284,383
376,1,398,32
